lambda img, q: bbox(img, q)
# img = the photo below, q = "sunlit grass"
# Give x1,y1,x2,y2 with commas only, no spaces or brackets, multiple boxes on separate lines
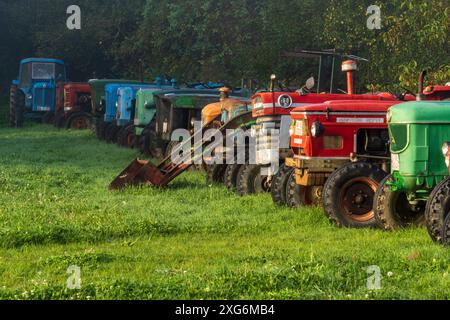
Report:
0,121,449,300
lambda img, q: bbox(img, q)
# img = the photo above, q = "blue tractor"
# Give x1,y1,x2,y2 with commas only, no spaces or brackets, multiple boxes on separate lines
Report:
9,58,67,127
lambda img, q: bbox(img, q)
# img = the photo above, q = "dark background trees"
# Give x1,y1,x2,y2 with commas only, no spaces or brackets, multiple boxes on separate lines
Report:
0,0,448,95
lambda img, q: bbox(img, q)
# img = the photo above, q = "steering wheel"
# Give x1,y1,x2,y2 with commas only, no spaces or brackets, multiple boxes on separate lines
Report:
278,81,294,92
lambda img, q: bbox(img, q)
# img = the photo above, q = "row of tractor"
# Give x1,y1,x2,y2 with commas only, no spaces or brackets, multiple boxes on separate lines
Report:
8,53,450,245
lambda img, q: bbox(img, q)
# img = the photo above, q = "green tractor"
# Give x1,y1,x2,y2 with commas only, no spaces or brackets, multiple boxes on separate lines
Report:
88,79,143,138
373,96,450,231
138,88,250,158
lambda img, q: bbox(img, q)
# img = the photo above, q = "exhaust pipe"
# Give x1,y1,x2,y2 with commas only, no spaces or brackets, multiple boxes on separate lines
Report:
417,70,427,101
342,60,357,95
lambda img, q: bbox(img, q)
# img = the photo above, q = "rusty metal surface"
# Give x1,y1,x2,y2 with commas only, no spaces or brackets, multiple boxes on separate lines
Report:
110,110,255,190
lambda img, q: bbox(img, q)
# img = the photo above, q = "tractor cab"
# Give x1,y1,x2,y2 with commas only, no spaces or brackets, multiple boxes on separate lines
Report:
9,58,67,126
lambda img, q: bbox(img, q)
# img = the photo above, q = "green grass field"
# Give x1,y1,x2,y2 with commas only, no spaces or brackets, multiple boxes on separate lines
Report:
1,109,450,299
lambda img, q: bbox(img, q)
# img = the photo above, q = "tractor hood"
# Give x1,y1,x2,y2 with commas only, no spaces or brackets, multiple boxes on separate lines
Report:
291,99,398,114
32,81,56,112
388,101,450,124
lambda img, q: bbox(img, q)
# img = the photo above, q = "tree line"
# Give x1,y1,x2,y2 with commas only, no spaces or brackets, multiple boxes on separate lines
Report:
0,0,448,95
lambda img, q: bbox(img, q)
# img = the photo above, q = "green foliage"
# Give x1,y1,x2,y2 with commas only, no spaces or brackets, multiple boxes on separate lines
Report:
323,0,450,91
0,1,448,94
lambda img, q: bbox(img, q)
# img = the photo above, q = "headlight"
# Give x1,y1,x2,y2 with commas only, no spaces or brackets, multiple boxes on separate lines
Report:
190,117,196,127
253,97,264,109
442,143,449,158
311,121,324,138
391,153,400,171
442,142,450,167
27,94,32,100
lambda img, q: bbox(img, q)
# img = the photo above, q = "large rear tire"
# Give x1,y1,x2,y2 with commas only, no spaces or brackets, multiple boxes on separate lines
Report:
271,164,294,205
322,162,387,228
424,177,450,244
236,164,271,196
9,85,24,128
374,175,425,231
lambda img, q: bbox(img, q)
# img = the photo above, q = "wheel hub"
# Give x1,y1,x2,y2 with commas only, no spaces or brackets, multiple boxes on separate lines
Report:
339,177,377,222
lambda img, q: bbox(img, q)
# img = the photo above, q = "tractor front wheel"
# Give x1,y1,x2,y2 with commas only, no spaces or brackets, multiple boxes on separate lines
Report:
236,164,271,196
374,175,425,231
53,113,66,128
285,171,321,207
424,177,450,244
96,119,108,140
271,164,294,206
41,112,54,124
142,127,164,158
206,164,227,185
322,162,387,228
67,113,92,130
117,124,136,148
105,123,120,143
224,164,242,190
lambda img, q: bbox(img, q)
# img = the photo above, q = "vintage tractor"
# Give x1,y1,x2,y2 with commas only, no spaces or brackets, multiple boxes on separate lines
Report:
116,79,177,148
371,100,450,235
199,87,253,184
9,58,67,127
239,52,402,198
367,80,450,234
88,79,143,138
102,83,170,144
109,87,253,189
133,79,178,153
323,74,450,228
140,88,251,158
54,83,92,129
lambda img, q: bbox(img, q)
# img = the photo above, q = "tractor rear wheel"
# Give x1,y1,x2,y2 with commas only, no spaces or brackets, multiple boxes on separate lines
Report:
117,124,136,148
9,85,24,128
105,123,120,143
9,86,16,127
206,164,227,185
424,177,450,243
323,162,387,228
236,164,271,196
67,113,91,130
271,164,294,205
96,119,108,140
374,175,425,230
285,171,321,207
224,164,242,190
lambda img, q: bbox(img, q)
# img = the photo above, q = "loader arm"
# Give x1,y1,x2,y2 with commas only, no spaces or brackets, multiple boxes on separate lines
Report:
109,111,254,189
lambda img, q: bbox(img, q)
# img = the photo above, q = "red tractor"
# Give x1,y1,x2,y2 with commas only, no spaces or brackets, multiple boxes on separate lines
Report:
233,50,402,196
284,72,448,229
54,83,92,129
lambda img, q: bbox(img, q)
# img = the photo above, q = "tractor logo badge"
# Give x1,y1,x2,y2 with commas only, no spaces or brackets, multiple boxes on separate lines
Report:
278,95,292,108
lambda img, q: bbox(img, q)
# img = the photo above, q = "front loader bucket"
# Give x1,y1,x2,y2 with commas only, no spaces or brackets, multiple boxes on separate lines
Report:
109,159,149,190
109,158,180,189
